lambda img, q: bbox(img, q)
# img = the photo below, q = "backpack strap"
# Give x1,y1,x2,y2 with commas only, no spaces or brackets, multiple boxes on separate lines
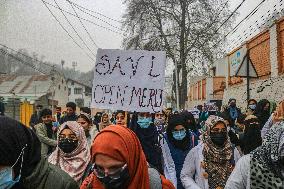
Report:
148,167,162,189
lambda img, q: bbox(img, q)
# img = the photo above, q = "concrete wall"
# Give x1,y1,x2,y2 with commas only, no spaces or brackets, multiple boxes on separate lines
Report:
51,74,68,108
223,75,284,111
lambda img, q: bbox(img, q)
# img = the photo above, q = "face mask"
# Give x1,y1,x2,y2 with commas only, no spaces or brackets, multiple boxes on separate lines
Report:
172,130,187,140
137,117,152,129
0,145,26,189
154,118,165,126
248,104,256,110
97,167,130,189
210,132,227,147
58,139,78,153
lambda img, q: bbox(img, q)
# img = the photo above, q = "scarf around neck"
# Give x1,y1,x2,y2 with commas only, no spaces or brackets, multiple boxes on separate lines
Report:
250,122,284,188
203,115,234,189
48,121,91,182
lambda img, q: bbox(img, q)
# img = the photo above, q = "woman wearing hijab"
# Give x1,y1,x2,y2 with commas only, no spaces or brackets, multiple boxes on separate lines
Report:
225,122,284,189
161,114,198,189
80,126,175,189
254,99,271,129
246,99,257,116
130,112,163,173
0,116,78,189
181,110,200,137
48,121,91,183
181,115,240,189
238,115,262,155
77,113,98,147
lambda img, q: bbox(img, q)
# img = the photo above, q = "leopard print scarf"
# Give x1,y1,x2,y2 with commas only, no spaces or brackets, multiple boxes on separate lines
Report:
250,122,284,189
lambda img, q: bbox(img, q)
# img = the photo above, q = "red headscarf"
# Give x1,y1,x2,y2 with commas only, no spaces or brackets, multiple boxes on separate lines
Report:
80,126,174,189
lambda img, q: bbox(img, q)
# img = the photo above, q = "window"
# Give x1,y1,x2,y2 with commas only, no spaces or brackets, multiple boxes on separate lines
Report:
68,88,71,95
75,98,84,108
71,81,74,85
58,85,61,90
74,88,82,94
62,79,64,84
64,86,67,91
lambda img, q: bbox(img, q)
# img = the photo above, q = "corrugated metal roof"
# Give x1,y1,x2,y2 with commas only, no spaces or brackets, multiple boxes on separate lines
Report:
0,75,51,95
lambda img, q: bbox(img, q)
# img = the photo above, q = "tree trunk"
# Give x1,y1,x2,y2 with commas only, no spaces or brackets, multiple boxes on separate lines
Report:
178,0,188,109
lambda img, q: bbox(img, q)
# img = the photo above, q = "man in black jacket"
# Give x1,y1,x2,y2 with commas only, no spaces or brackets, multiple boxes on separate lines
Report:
29,104,43,131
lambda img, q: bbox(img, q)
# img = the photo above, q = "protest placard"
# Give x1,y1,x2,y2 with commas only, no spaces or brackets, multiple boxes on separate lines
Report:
91,49,166,113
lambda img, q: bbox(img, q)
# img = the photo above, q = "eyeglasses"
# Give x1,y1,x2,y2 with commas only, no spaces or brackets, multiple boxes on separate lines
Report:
58,134,77,140
93,164,127,179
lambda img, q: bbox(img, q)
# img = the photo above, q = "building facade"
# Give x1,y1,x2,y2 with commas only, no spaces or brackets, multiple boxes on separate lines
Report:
66,79,92,108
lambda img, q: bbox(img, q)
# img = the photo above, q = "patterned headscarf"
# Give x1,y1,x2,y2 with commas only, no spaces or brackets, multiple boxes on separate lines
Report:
203,115,234,189
250,122,284,188
48,121,91,182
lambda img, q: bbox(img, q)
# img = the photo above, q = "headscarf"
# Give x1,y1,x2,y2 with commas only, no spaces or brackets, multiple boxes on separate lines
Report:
254,99,271,128
82,126,150,189
167,114,191,151
81,126,174,189
250,122,284,188
0,116,41,180
241,115,262,155
48,121,91,182
130,113,162,172
180,110,198,132
203,115,234,189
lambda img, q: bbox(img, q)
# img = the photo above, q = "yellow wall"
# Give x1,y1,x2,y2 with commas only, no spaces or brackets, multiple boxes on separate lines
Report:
20,102,33,127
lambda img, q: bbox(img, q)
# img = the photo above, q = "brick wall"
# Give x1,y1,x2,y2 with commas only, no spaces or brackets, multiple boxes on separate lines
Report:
278,18,284,74
247,30,271,78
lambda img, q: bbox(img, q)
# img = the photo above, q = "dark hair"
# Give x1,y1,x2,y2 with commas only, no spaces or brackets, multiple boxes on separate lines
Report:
66,102,76,111
36,104,43,108
248,99,257,105
236,113,246,124
80,107,91,115
40,108,52,118
180,110,197,131
115,110,125,118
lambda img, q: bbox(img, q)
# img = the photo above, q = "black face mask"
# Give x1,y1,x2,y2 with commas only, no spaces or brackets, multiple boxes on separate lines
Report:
210,132,227,147
98,167,130,189
58,138,78,153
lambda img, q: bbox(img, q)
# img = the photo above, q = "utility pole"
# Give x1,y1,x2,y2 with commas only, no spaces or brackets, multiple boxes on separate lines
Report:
174,62,180,111
61,60,65,70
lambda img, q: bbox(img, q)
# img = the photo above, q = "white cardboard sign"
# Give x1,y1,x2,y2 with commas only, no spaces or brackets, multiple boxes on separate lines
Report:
91,49,166,112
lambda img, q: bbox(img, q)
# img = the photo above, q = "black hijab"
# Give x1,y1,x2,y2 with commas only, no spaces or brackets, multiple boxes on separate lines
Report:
180,110,197,132
167,114,190,151
0,116,41,180
130,113,162,172
254,99,270,128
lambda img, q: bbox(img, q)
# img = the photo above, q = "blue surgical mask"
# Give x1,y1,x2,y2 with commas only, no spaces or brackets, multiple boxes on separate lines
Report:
172,130,186,140
248,104,256,110
137,117,152,129
0,145,26,189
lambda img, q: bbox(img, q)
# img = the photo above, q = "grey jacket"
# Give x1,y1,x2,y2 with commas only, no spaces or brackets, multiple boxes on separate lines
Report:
23,158,79,189
35,123,57,157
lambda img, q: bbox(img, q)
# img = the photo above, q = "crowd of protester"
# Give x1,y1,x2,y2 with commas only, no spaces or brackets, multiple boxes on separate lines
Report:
0,98,283,189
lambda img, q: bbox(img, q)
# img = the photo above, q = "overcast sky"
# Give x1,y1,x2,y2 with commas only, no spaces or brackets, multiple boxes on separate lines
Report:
0,0,281,72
